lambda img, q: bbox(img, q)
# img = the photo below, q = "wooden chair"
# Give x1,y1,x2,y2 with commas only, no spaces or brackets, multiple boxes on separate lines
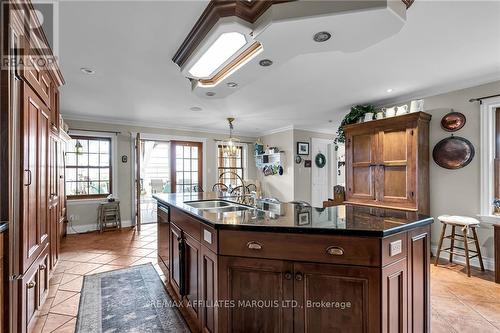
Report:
230,185,245,196
212,183,228,192
434,215,485,277
192,185,204,192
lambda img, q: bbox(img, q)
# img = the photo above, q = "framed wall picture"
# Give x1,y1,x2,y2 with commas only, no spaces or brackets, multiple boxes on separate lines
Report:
297,211,311,226
297,142,309,155
304,160,312,167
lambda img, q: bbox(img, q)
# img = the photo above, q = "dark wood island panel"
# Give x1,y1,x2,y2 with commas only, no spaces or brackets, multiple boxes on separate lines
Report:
156,196,432,333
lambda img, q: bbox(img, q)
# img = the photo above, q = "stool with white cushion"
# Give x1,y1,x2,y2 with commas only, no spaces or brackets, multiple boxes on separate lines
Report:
434,215,485,277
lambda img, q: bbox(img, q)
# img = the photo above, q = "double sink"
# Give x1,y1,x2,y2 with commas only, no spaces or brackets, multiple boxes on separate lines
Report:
184,199,254,214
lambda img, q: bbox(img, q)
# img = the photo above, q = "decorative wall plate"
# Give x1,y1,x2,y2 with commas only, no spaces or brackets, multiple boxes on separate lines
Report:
315,153,326,168
441,111,466,132
432,136,475,169
295,155,302,164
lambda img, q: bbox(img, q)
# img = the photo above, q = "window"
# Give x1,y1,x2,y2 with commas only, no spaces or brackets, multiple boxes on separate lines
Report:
217,144,244,187
479,97,500,220
65,136,112,199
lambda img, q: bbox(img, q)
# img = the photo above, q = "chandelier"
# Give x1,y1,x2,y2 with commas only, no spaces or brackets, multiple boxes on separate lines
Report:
222,117,240,157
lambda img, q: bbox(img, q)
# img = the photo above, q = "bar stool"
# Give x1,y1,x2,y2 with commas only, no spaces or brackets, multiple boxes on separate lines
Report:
434,215,485,277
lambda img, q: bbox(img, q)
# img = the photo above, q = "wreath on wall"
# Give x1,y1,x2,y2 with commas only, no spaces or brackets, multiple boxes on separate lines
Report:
315,153,326,168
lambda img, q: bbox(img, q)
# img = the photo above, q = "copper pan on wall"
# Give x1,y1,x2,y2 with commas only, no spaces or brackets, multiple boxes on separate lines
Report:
441,111,466,132
433,136,475,169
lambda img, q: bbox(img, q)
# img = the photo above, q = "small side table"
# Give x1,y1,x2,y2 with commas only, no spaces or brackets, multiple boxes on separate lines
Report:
495,224,500,283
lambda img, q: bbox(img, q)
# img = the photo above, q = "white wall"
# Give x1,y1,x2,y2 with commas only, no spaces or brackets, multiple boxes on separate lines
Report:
257,129,295,202
64,119,257,233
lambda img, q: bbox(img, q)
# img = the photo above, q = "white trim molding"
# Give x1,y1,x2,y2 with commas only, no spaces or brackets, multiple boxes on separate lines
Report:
479,96,500,220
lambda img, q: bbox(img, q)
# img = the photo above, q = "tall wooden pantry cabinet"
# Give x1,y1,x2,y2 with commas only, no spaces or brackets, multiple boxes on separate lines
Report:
2,1,67,331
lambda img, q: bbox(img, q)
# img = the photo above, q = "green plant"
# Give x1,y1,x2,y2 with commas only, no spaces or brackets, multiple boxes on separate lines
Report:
334,105,375,144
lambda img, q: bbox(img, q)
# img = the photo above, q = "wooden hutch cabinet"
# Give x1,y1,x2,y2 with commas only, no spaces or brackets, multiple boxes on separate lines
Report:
344,112,431,214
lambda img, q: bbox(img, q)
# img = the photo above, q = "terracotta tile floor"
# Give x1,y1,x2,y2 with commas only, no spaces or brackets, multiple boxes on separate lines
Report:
31,224,500,333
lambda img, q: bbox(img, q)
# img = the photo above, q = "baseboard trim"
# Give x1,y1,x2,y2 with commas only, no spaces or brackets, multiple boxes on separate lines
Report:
66,220,134,234
431,245,495,272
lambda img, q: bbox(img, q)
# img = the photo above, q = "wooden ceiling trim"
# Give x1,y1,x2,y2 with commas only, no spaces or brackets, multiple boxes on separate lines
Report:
172,0,291,67
173,0,415,68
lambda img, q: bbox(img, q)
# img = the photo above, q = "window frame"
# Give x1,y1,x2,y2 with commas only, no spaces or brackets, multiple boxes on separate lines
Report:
217,144,245,188
479,97,500,222
65,135,113,200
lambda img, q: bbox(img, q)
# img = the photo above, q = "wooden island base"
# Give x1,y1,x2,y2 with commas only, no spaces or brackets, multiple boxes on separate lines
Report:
156,200,432,333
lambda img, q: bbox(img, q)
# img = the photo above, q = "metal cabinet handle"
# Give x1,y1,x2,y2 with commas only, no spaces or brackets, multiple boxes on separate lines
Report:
326,246,345,256
39,264,47,270
246,241,262,250
284,271,292,280
295,272,303,281
27,281,36,289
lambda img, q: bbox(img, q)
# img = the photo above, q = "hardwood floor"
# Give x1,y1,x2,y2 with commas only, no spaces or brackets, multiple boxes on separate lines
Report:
30,224,500,333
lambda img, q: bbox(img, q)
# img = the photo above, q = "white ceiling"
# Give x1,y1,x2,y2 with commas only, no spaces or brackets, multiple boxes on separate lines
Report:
59,1,500,136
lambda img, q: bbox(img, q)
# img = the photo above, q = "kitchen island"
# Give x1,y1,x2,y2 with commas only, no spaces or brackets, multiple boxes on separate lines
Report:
153,192,433,333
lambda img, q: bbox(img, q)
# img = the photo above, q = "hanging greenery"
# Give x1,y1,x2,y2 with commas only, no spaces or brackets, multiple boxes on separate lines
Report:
334,105,375,145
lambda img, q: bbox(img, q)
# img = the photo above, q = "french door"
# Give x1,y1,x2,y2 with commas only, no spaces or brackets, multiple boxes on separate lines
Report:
170,141,203,193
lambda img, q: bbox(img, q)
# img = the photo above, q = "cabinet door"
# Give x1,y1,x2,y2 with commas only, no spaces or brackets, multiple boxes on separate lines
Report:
293,262,380,333
377,126,416,209
169,223,183,299
58,138,67,237
20,36,51,108
20,260,39,333
218,256,293,333
201,246,217,333
346,132,377,203
21,83,49,272
38,249,50,306
184,234,201,325
157,205,170,269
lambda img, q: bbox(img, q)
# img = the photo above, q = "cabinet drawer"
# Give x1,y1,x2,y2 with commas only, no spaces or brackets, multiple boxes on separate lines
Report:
38,247,50,306
171,208,201,241
219,230,381,267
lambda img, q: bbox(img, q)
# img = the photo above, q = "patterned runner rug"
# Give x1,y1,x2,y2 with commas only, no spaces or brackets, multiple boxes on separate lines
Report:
76,264,189,333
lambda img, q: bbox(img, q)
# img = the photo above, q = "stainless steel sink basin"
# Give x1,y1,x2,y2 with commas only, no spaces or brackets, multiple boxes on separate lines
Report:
185,200,254,213
184,200,233,209
205,205,253,214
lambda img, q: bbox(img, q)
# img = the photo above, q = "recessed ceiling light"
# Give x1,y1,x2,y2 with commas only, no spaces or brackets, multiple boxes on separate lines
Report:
328,120,333,123
259,59,273,67
226,82,238,88
189,106,203,112
386,88,393,93
80,67,95,75
206,92,216,97
313,31,331,43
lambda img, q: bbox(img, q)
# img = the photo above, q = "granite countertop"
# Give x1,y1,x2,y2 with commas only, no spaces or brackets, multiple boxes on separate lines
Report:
153,192,433,237
0,222,8,233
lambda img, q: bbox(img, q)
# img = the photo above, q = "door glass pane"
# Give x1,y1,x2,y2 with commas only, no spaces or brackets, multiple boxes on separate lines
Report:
77,182,89,195
176,146,183,158
176,159,183,171
176,171,183,184
191,146,198,156
100,169,109,181
191,172,197,184
184,159,191,171
184,172,191,184
99,182,109,194
191,160,198,171
79,140,89,153
183,146,190,158
66,182,76,195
